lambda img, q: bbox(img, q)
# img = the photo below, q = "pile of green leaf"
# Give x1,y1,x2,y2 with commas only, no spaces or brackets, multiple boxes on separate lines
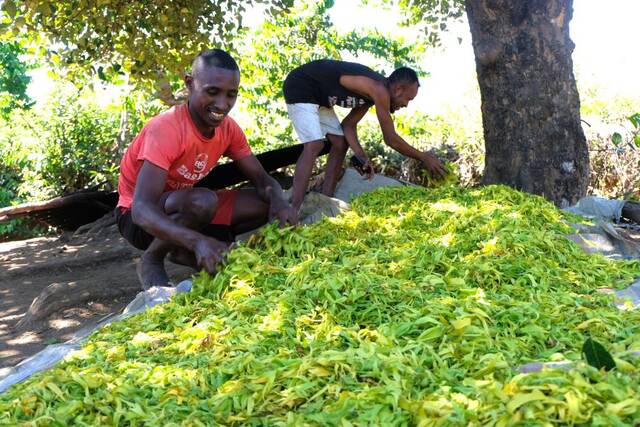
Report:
2,185,640,425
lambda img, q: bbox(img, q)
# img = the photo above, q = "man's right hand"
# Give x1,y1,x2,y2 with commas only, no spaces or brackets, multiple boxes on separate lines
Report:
351,154,375,180
421,152,448,180
193,236,230,274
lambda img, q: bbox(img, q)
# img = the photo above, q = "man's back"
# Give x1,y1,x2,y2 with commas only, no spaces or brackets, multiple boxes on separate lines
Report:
283,59,385,109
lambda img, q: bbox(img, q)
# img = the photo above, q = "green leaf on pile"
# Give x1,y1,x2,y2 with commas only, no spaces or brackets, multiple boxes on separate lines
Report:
583,337,616,371
1,185,640,425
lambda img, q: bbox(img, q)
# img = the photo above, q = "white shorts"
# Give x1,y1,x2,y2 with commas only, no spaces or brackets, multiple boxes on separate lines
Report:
286,103,344,143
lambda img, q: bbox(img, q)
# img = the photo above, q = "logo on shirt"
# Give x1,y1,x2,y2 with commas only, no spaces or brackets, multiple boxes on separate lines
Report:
176,164,207,183
328,96,367,108
194,153,209,173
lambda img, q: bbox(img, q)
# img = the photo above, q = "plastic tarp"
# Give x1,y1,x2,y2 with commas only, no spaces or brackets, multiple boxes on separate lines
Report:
334,168,406,202
519,196,640,373
564,195,626,222
0,281,193,393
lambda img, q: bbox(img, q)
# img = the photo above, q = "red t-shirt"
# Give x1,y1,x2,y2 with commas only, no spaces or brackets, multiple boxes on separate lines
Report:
117,103,252,208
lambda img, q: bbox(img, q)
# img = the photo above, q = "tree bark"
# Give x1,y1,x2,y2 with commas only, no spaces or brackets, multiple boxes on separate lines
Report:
466,0,589,206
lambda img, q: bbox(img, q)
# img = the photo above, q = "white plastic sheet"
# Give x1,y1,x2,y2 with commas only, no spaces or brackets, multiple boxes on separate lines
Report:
564,195,626,222
0,280,193,393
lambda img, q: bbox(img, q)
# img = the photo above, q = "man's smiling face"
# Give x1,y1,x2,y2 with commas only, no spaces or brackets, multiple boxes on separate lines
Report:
185,64,240,134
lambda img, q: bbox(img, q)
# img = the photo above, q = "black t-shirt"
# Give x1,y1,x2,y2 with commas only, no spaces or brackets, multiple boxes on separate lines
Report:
283,60,385,108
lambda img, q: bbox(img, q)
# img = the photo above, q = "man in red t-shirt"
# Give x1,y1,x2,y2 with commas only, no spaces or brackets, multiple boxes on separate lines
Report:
116,49,297,289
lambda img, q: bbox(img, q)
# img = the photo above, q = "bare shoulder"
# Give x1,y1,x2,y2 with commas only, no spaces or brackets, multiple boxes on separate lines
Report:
340,75,387,98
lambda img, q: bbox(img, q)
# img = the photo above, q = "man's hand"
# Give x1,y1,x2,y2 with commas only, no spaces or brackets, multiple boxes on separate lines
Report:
351,154,375,180
192,236,230,274
269,197,299,227
421,152,448,180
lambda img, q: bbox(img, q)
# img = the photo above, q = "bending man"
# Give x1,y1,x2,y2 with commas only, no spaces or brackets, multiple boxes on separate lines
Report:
283,59,447,211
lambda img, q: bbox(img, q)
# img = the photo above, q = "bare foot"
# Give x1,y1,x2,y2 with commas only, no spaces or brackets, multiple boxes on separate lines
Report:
136,257,170,290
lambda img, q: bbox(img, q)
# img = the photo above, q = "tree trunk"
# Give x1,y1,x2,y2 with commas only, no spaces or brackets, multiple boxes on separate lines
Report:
466,0,589,207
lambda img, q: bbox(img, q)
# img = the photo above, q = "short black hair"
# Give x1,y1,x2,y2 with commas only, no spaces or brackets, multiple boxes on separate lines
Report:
193,48,239,72
388,67,419,87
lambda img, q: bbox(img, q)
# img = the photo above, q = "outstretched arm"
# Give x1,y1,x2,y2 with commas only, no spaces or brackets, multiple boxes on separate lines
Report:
374,104,447,178
340,75,447,178
235,155,298,226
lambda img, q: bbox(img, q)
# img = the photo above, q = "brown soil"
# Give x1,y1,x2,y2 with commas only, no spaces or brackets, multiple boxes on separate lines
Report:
0,224,194,372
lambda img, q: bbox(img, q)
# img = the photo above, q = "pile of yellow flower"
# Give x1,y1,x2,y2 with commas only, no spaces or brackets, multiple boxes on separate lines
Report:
2,185,639,425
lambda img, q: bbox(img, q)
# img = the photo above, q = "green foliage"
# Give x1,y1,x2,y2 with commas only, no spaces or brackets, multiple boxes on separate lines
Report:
0,83,162,198
29,87,166,197
38,95,122,195
0,0,293,93
2,185,640,423
611,115,640,150
0,140,29,237
582,338,616,372
0,39,34,117
0,120,49,238
376,0,466,45
580,83,640,123
629,113,640,149
612,132,622,146
0,138,27,208
0,83,164,239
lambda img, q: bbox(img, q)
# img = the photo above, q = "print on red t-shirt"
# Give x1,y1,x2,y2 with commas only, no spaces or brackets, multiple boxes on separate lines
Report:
117,104,252,209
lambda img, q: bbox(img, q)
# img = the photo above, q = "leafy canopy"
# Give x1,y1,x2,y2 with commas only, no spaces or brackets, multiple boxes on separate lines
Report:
0,0,464,99
0,0,293,92
365,0,465,45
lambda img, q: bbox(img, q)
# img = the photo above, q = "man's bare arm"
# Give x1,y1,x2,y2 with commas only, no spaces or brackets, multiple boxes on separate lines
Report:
234,155,298,226
132,161,230,272
341,104,370,158
340,75,447,178
374,106,447,179
131,161,205,251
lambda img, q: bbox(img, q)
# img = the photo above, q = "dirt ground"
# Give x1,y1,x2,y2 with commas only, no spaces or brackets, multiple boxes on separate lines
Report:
0,223,194,373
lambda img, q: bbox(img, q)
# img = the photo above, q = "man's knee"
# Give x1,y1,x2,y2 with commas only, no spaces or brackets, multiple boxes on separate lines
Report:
180,188,218,223
302,139,326,157
327,134,348,154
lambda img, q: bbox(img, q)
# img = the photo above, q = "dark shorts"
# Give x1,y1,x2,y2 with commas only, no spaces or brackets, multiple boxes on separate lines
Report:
115,190,238,250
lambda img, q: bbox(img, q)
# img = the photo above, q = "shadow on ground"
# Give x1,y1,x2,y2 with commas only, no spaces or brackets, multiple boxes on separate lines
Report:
0,226,193,370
